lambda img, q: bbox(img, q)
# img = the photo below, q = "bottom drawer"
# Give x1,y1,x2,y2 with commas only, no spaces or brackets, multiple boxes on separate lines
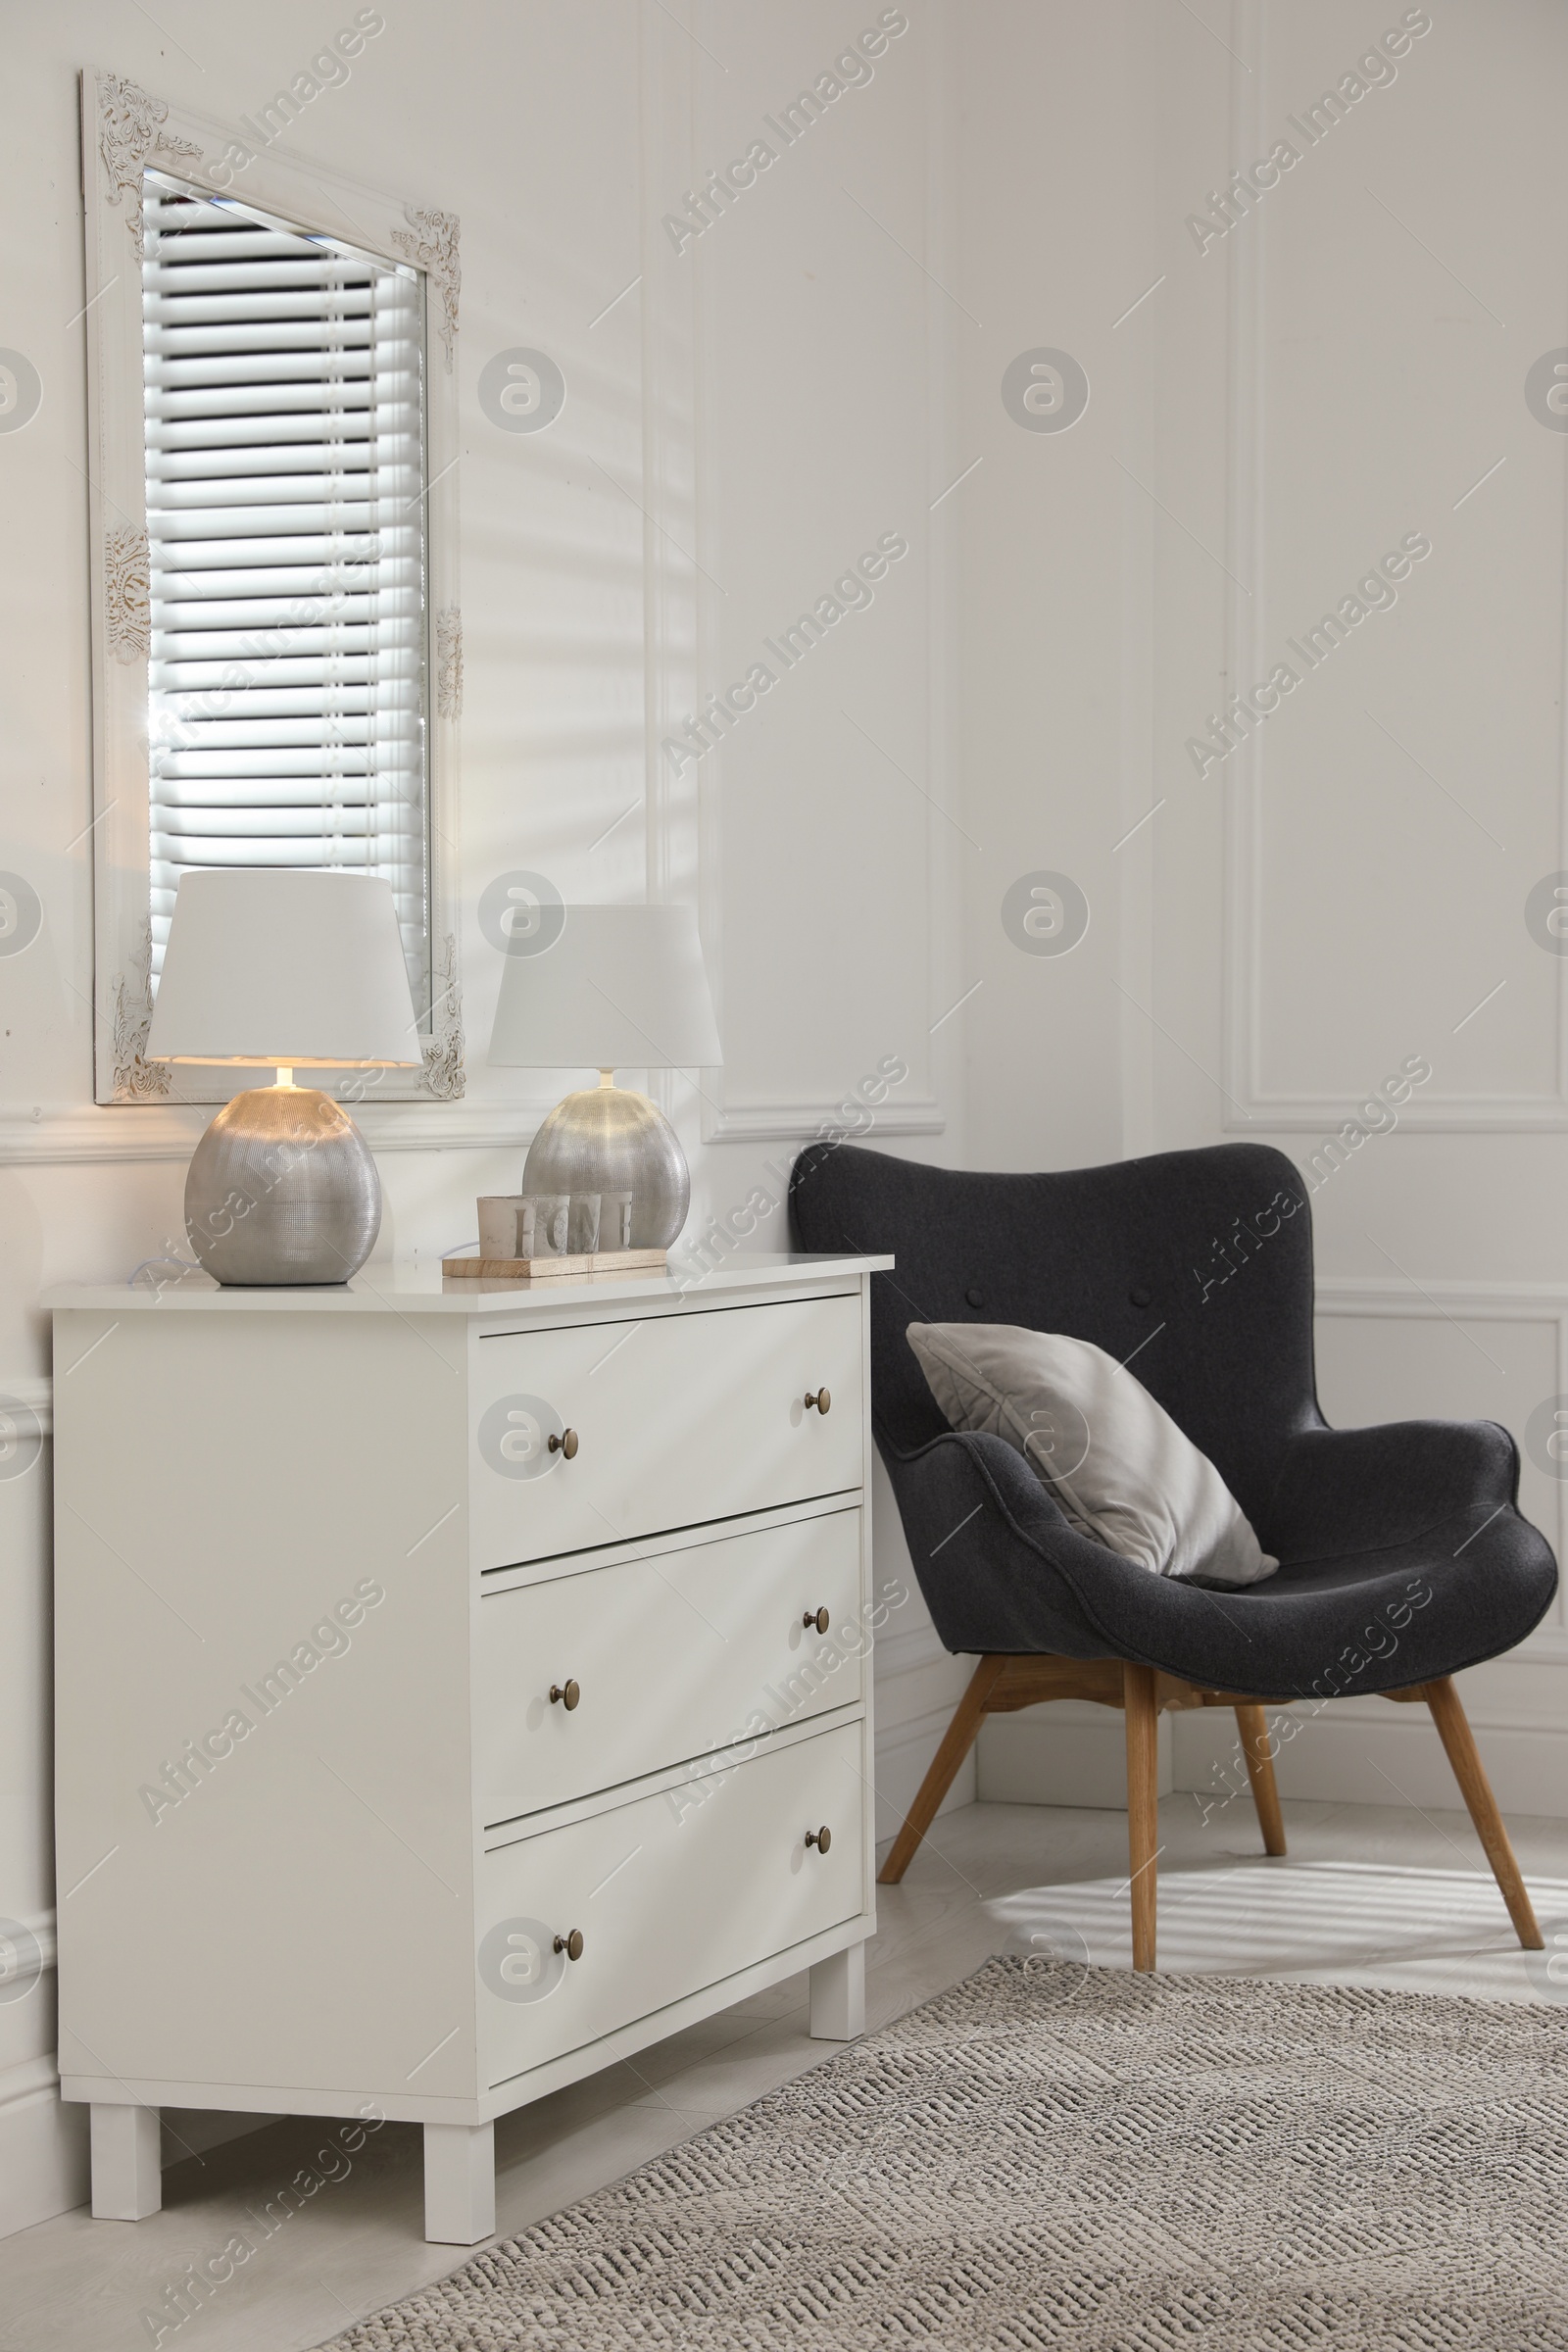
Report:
477,1721,864,2089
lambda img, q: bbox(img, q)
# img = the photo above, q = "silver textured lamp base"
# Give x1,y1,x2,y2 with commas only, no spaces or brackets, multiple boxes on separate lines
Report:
184,1087,381,1286
521,1082,689,1251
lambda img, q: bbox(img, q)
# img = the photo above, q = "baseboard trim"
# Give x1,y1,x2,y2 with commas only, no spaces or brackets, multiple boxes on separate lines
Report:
977,1700,1174,1810
1174,1701,1568,1822
0,2060,88,2240
0,2052,62,2118
972,1694,1568,1823
0,2060,300,2242
873,1701,978,1842
872,1622,951,1679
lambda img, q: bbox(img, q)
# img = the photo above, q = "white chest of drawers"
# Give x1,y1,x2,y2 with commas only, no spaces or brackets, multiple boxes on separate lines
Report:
47,1250,889,2243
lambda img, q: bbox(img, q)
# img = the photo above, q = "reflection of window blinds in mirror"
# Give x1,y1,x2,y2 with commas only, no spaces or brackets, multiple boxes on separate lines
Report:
142,172,428,1013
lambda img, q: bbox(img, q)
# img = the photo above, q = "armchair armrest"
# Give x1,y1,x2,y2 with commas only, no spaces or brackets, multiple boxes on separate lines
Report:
1264,1417,1521,1561
878,1426,1138,1660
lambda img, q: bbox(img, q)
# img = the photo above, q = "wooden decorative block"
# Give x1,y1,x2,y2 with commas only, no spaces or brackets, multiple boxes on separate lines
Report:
441,1247,668,1281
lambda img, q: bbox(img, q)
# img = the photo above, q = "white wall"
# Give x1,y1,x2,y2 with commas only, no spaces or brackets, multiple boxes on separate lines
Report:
958,0,1568,1819
951,0,1153,1180
683,0,980,1879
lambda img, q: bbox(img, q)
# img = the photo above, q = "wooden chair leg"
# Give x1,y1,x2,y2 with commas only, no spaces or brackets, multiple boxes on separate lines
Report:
1235,1703,1287,1856
1123,1663,1160,1971
878,1655,1005,1886
1423,1676,1544,1950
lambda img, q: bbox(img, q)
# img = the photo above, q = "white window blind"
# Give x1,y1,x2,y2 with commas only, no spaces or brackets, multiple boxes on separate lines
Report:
141,171,429,1012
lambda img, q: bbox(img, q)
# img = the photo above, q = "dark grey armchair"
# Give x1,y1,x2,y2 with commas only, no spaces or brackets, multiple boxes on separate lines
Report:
790,1137,1557,1969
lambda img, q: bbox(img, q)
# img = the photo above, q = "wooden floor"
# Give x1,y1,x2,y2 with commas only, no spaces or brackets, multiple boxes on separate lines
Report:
4,1788,1567,2352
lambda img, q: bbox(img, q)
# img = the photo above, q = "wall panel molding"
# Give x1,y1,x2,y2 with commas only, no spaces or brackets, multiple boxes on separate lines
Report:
704,1100,945,1145
0,1904,55,1980
3,1378,52,1436
1217,1,1568,1133
0,1100,556,1168
686,8,953,1152
1316,1274,1568,1655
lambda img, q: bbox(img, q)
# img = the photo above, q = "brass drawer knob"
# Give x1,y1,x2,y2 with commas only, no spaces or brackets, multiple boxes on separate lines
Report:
804,1388,831,1414
553,1929,584,1961
803,1606,830,1634
548,1428,579,1458
805,1825,832,1853
549,1680,580,1710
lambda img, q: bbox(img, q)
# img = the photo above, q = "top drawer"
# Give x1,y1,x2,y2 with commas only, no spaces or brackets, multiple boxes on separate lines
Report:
470,1294,863,1569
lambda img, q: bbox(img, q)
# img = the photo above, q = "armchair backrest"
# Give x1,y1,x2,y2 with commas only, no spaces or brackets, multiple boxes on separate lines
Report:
789,1139,1321,1534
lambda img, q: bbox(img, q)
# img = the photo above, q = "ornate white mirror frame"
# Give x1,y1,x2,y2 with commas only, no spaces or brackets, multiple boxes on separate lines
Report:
79,69,464,1110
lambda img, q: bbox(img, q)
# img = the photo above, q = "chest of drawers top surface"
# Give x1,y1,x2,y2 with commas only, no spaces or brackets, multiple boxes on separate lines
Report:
43,1250,891,1319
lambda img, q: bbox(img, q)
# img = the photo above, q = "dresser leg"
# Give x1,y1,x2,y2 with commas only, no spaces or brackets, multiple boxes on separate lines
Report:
423,2120,495,2245
90,2103,162,2220
808,1939,865,2040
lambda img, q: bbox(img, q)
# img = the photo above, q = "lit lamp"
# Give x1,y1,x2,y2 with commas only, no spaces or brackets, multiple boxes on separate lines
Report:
490,905,721,1250
145,870,421,1286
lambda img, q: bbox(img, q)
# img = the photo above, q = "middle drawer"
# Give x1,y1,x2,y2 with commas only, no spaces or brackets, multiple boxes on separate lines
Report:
475,1509,863,1828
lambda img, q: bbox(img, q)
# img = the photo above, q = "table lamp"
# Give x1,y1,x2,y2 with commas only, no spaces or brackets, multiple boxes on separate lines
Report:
489,905,721,1250
145,869,422,1285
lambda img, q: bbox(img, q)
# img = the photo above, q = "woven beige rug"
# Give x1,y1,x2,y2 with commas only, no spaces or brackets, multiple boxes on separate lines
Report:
327,1957,1568,2350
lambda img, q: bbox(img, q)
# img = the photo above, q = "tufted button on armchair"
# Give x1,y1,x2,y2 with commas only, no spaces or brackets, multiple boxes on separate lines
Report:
790,1138,1557,1969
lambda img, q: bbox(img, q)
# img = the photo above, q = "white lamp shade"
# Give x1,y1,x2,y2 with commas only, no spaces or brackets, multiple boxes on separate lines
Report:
489,905,722,1070
145,870,422,1066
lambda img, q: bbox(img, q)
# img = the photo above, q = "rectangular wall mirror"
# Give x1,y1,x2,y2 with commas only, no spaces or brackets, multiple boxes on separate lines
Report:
80,73,463,1105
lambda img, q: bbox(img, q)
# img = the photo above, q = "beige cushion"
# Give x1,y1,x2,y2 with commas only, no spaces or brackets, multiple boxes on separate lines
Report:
906,1321,1278,1588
